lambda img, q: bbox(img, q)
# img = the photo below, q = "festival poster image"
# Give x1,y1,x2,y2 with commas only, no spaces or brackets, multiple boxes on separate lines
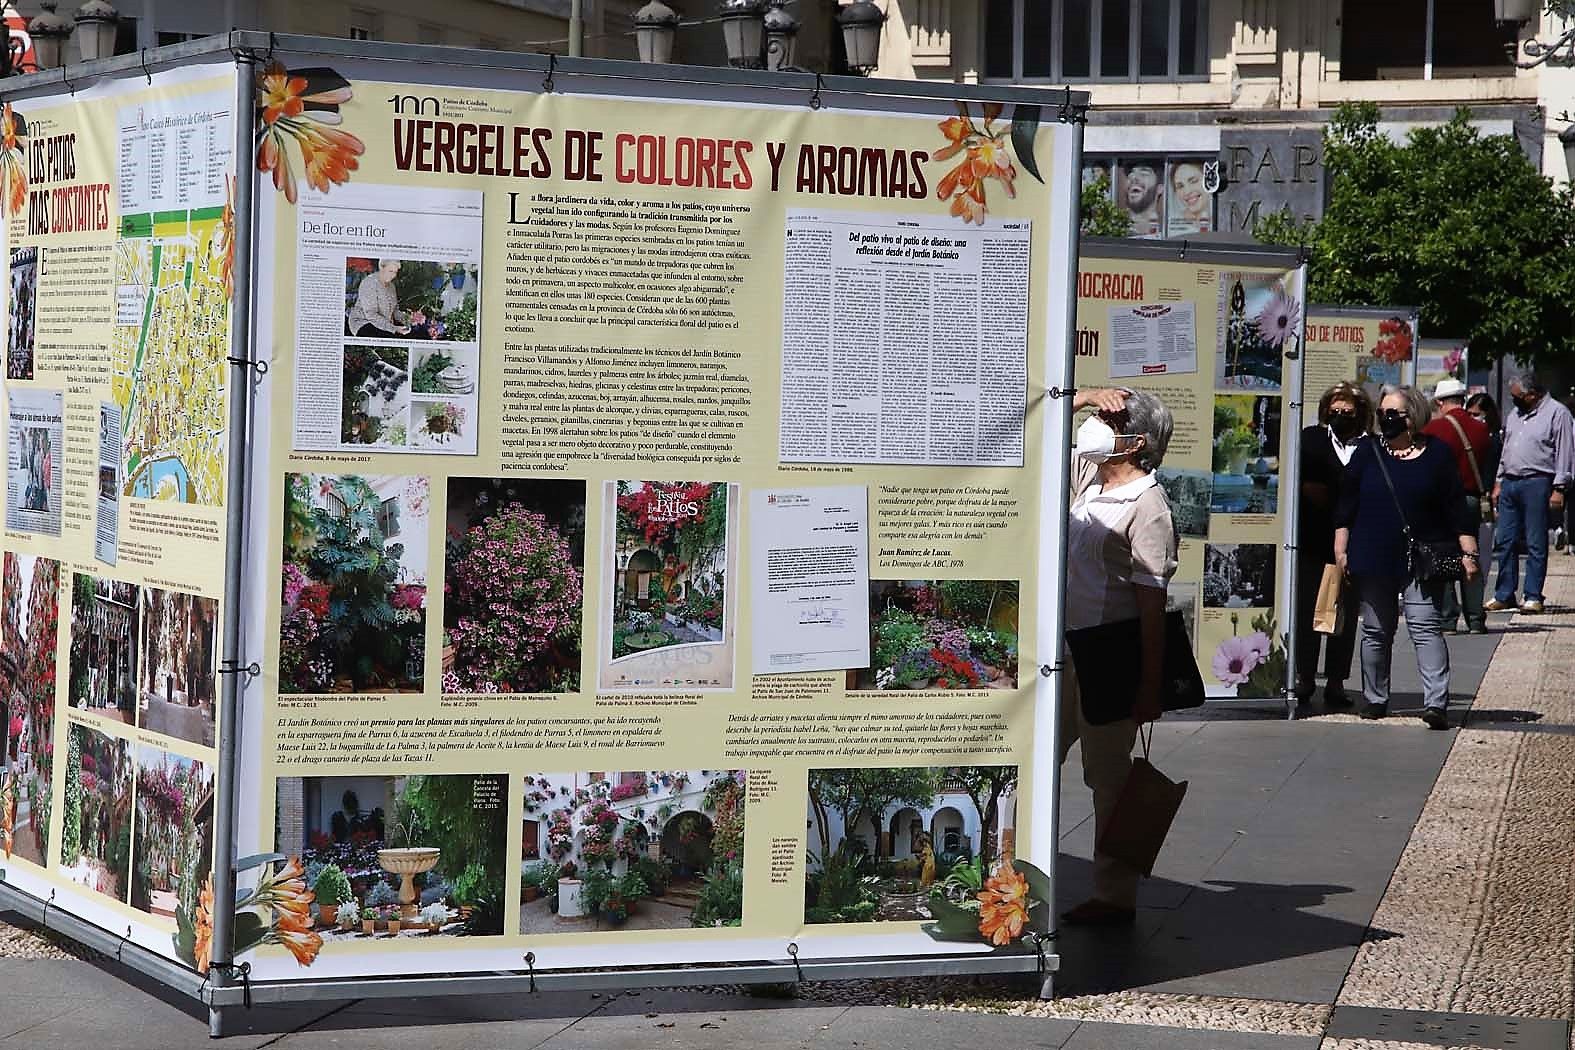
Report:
599,481,738,693
6,387,64,536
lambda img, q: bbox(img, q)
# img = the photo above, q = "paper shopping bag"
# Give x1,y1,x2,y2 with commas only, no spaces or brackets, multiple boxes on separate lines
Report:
1313,563,1345,635
1096,756,1188,877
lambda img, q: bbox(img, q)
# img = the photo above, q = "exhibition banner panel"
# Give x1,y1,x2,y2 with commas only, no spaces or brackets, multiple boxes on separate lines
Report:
1414,338,1468,398
234,49,1082,981
1074,240,1305,700
0,63,237,969
1301,305,1419,425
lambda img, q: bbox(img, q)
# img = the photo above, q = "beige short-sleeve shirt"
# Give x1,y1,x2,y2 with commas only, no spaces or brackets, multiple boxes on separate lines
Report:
1064,457,1179,631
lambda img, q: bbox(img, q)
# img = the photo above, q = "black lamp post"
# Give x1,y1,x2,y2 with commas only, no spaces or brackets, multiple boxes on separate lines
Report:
837,0,885,75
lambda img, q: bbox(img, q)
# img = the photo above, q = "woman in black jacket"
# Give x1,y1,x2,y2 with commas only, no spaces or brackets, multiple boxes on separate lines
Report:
1294,382,1370,709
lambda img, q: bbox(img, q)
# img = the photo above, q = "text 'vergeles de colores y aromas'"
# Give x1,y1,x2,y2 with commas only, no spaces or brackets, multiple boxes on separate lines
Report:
26,132,111,235
390,117,930,199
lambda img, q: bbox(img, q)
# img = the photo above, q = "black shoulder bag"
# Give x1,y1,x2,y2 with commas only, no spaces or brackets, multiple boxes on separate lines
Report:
1370,442,1465,583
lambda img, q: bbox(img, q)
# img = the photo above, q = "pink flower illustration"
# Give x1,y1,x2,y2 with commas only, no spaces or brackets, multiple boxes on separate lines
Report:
1212,635,1265,686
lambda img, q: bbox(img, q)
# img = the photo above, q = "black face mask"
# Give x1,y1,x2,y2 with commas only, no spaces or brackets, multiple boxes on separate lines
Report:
1379,411,1408,440
1329,412,1360,441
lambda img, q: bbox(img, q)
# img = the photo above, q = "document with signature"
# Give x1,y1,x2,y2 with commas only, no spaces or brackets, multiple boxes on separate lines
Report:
749,485,870,675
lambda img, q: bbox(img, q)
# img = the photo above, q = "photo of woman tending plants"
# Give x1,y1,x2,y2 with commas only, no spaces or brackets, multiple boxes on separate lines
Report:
280,473,429,694
275,773,509,941
442,477,585,695
58,723,134,903
0,553,59,868
857,580,1019,691
519,770,746,934
804,765,1018,926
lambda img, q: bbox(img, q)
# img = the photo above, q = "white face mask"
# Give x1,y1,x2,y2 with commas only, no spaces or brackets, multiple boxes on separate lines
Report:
1076,416,1124,462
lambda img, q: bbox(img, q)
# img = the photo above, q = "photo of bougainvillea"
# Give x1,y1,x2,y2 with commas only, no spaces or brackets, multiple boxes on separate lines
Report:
856,580,1019,691
804,765,1025,932
1,552,59,868
131,745,213,921
280,473,429,694
442,477,585,695
609,481,730,661
519,770,746,934
58,723,133,903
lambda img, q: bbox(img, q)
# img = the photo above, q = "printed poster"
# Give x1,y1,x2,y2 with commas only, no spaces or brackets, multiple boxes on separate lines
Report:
1301,308,1418,425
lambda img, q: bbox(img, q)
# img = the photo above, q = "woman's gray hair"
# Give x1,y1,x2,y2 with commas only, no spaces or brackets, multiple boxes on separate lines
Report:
1379,384,1431,437
377,257,399,269
1119,388,1173,472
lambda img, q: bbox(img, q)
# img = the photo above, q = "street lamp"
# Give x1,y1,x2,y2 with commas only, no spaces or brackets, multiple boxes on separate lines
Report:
718,0,764,69
73,0,118,63
837,0,884,76
28,2,74,70
763,0,799,71
634,0,679,64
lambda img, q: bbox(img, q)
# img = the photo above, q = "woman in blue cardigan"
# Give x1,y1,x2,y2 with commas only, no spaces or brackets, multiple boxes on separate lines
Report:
1333,386,1479,729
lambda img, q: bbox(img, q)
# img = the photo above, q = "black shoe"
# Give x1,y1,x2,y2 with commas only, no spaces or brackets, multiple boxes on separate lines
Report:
1422,707,1449,730
1324,685,1354,709
1469,624,1489,635
1361,703,1387,720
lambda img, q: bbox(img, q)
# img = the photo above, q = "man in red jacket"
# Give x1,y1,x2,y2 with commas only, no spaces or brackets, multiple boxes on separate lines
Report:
1424,378,1493,633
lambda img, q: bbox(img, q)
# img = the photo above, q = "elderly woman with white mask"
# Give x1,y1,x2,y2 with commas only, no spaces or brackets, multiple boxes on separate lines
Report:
1059,386,1178,927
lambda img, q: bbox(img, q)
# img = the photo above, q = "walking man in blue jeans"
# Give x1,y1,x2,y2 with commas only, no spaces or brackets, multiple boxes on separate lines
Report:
1486,373,1573,614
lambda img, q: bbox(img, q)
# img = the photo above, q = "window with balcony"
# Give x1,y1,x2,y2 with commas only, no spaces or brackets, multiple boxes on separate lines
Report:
1340,0,1517,79
984,0,1208,82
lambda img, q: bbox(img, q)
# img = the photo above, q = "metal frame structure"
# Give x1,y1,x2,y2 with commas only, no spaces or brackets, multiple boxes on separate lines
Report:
0,31,1090,1037
1075,237,1310,720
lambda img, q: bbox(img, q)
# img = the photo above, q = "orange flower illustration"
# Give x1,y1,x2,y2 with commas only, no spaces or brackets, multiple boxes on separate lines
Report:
976,860,1031,946
252,853,316,920
194,877,214,973
216,175,235,300
255,63,363,203
1,104,28,218
932,101,1018,226
0,776,15,859
269,911,324,967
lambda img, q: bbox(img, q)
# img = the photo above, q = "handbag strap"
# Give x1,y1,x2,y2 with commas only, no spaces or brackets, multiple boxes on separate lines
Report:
1370,440,1417,546
1138,722,1153,760
1442,412,1485,495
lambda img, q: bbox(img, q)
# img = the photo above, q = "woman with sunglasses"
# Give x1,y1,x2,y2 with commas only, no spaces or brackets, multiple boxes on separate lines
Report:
1333,386,1479,729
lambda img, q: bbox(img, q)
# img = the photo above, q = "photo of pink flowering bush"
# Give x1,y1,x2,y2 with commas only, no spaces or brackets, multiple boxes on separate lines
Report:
442,478,585,695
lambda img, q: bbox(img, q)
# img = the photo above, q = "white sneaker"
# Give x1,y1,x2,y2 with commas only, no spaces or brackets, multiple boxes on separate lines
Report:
1556,527,1569,551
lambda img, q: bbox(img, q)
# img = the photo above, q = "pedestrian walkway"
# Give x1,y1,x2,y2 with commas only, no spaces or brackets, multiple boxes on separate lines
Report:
1,564,1572,1049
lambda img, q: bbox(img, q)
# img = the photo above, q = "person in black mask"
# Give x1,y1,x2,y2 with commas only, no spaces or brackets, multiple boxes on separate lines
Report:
1294,382,1370,710
1335,386,1480,729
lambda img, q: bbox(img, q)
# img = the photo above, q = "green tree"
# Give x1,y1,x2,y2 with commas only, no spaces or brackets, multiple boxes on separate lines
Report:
807,767,945,863
1081,172,1133,238
952,766,1019,868
1254,101,1575,364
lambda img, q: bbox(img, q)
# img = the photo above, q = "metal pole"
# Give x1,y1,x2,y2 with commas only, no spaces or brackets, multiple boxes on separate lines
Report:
208,44,259,1040
569,0,584,57
1036,114,1085,1000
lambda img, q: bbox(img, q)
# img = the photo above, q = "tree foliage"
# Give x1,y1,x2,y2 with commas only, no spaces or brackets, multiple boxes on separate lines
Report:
1254,102,1575,365
807,767,945,862
1080,172,1133,238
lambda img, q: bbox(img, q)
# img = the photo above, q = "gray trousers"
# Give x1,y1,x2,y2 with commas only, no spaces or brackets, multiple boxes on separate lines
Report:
1354,575,1451,711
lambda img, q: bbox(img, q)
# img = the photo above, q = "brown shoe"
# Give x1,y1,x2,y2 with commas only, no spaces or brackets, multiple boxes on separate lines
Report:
1483,598,1515,612
1060,898,1137,927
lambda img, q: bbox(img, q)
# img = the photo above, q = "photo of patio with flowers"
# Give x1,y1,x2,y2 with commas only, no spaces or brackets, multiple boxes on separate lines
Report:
280,473,429,694
854,580,1019,691
276,773,509,940
1,552,59,868
804,765,1018,926
442,477,585,695
58,722,133,903
131,745,213,920
519,770,746,934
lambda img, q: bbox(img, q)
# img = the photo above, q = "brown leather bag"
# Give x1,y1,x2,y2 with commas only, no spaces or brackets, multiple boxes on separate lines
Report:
1096,726,1189,877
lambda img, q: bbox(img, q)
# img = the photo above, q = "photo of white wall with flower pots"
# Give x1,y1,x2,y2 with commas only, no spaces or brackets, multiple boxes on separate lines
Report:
520,770,746,934
275,773,509,943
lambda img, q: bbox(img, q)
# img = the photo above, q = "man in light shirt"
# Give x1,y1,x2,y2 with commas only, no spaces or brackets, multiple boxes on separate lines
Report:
1485,372,1574,614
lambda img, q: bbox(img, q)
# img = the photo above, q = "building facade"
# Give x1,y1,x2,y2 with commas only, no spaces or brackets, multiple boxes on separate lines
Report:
871,0,1575,230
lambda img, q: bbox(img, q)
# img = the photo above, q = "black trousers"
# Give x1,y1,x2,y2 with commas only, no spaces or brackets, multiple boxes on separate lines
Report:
1294,555,1357,694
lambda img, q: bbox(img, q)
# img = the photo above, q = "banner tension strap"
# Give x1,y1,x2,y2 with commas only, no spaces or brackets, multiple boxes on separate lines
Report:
219,659,261,679
227,356,268,376
786,941,803,982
